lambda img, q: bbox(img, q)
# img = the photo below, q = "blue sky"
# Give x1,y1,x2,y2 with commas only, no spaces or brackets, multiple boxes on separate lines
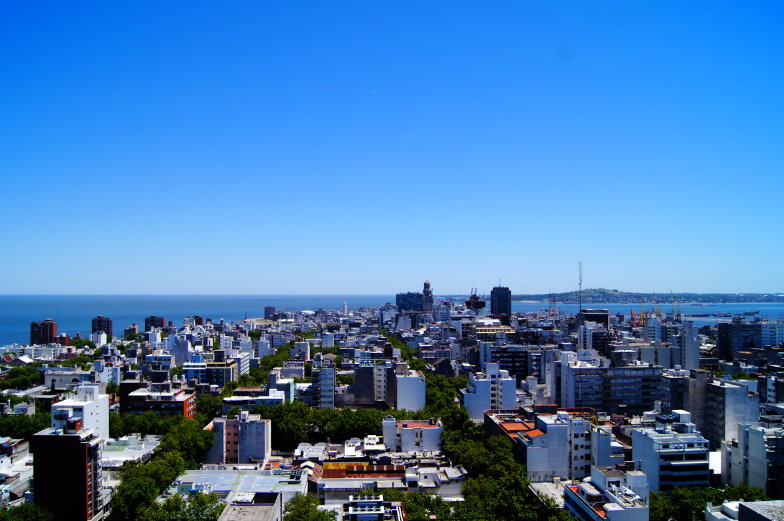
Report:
1,2,782,295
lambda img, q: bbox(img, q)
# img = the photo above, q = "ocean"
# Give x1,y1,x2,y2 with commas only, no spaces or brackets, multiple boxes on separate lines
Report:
1,295,783,347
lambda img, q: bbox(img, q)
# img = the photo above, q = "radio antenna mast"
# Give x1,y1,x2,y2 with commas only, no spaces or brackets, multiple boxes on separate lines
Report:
578,261,583,313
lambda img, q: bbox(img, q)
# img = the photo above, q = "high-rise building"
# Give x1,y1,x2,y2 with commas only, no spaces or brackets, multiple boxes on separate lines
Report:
490,286,512,323
91,315,113,339
144,315,166,332
30,319,57,345
264,306,276,320
422,281,434,313
396,292,423,312
311,353,335,409
32,384,109,521
718,318,762,361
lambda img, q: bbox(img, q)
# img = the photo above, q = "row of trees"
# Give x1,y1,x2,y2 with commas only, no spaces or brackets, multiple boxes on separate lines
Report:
649,484,768,521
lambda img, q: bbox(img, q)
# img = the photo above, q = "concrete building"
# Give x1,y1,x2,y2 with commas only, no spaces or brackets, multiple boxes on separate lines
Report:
290,341,311,362
389,364,426,412
30,319,57,345
722,422,784,499
490,286,512,323
144,315,166,332
519,411,593,481
51,384,109,441
312,354,336,409
182,361,208,383
125,385,196,418
703,379,759,450
560,358,663,415
206,411,272,468
382,416,442,452
90,316,113,339
718,319,762,361
206,359,239,388
564,466,649,521
32,384,109,521
631,410,710,492
460,363,517,421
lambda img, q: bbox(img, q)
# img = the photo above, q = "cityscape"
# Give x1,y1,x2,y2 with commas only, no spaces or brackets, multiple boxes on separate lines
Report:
0,282,781,521
2,2,783,521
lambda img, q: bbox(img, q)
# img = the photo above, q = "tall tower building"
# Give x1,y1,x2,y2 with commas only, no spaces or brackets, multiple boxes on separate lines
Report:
422,281,434,314
32,384,109,521
30,319,57,345
144,315,166,332
91,315,113,339
490,286,512,323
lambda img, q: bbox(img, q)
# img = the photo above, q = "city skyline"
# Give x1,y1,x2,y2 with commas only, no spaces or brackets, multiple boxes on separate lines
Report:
2,2,783,295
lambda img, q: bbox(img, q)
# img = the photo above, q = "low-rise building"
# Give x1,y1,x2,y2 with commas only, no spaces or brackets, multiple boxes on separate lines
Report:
382,416,442,453
206,411,272,468
564,466,649,521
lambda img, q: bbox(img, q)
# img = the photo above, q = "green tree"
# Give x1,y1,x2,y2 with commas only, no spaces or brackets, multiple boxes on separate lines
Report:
283,494,336,521
70,338,96,350
195,394,222,424
0,412,51,443
156,420,214,468
139,492,225,521
0,504,54,521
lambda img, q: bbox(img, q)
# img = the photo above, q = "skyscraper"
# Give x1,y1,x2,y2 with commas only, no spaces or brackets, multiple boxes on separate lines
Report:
91,315,113,339
422,280,434,313
144,315,166,332
30,319,57,345
490,286,512,323
396,292,423,311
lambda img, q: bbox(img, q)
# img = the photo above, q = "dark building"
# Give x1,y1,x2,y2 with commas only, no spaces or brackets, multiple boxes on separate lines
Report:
396,292,423,312
422,281,434,313
490,286,512,324
264,306,276,320
488,345,529,383
30,319,57,345
144,315,166,332
193,315,204,326
33,425,104,521
579,309,610,328
91,315,113,339
718,319,762,361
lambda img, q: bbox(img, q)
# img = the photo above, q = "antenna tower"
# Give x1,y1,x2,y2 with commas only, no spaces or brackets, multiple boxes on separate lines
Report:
578,261,583,313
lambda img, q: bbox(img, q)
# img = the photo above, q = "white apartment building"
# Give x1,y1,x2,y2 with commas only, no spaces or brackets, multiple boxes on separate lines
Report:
393,369,426,412
631,410,710,492
382,416,442,452
51,384,109,442
722,422,784,499
564,466,649,521
460,363,517,421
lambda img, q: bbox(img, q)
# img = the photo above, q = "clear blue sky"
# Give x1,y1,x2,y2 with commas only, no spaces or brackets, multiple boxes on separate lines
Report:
1,2,782,295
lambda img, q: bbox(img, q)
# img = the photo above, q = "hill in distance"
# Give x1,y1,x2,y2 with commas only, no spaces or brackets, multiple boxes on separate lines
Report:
511,288,784,304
